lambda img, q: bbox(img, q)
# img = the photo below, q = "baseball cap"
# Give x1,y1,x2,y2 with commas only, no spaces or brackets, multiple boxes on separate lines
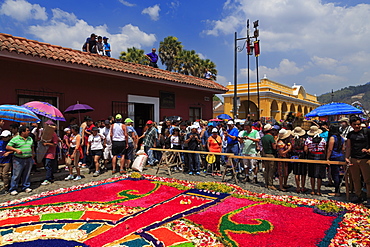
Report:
125,118,134,123
103,36,109,40
63,128,70,132
227,120,234,125
0,130,11,137
104,120,110,125
115,114,122,120
212,128,218,133
191,125,198,129
146,120,153,125
92,127,99,131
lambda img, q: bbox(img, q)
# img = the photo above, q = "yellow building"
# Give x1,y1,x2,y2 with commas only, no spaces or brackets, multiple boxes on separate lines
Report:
222,78,320,120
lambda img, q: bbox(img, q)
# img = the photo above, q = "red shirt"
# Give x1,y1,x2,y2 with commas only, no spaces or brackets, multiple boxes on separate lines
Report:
45,132,59,159
84,124,95,145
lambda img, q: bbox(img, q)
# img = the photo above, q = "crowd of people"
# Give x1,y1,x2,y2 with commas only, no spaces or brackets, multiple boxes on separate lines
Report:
0,115,369,208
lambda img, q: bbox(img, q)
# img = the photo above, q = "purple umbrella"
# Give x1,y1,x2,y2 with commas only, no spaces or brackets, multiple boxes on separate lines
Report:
64,102,94,123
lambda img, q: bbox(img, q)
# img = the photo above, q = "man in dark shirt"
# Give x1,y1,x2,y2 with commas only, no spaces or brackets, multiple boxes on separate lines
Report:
146,48,158,68
185,125,201,175
261,124,277,189
345,116,370,206
86,33,97,54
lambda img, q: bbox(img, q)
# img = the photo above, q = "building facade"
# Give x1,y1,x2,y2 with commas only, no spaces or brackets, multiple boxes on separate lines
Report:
222,78,320,121
0,33,227,133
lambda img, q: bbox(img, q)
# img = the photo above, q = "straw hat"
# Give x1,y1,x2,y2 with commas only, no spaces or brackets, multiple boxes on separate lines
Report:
339,117,349,124
307,126,322,136
292,127,305,137
263,123,272,131
278,129,292,140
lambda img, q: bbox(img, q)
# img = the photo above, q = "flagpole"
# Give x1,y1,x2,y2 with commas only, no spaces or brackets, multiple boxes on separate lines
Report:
256,52,260,120
253,21,260,120
247,19,250,120
233,32,238,119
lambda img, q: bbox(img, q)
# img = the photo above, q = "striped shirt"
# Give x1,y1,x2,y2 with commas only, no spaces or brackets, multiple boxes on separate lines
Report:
7,135,33,158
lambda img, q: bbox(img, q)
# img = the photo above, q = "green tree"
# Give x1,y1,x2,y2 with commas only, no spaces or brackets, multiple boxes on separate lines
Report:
159,36,183,71
119,47,149,65
173,49,200,76
197,58,217,80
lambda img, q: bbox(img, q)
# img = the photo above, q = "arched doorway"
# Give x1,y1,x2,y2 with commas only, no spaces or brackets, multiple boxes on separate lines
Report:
297,105,303,115
270,100,279,121
239,100,258,120
304,106,308,116
281,102,288,120
290,103,295,113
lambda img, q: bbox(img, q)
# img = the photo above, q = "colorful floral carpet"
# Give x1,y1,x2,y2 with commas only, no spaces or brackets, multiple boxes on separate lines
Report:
0,174,368,247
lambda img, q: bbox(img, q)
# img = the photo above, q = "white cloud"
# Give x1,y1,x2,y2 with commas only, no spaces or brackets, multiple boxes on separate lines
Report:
51,8,77,24
307,74,347,84
197,53,206,59
118,0,135,7
311,56,338,69
142,4,160,21
28,9,156,58
0,0,47,21
239,59,304,82
216,75,228,86
203,16,240,36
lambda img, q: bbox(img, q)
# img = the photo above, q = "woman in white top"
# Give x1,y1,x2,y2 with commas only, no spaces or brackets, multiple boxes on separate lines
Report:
170,128,182,170
87,127,105,177
170,129,181,149
65,125,82,181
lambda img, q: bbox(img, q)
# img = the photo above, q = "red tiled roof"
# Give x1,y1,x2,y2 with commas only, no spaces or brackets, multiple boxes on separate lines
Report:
0,33,228,92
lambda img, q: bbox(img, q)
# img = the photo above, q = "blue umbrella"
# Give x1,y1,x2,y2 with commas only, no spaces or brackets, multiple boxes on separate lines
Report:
0,105,41,123
216,114,232,120
305,102,363,117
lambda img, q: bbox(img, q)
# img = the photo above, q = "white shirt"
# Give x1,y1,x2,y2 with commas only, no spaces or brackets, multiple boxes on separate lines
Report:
88,133,105,150
112,123,125,141
101,127,112,145
170,135,180,147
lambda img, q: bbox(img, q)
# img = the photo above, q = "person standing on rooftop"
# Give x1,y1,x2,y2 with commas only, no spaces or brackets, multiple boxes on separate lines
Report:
146,48,158,68
103,37,111,57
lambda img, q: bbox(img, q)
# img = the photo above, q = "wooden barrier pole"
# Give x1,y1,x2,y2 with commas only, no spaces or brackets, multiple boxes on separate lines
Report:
151,148,234,156
151,148,346,165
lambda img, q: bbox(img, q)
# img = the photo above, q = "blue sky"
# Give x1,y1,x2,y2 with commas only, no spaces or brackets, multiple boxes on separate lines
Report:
1,0,370,97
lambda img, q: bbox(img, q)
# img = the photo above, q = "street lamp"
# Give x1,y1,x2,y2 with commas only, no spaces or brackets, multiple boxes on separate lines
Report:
253,20,261,120
233,19,260,120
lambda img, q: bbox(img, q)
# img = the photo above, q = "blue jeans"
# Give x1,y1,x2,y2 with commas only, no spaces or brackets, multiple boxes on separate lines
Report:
144,146,158,165
10,157,33,192
44,158,55,181
226,144,239,168
330,156,344,193
188,152,200,172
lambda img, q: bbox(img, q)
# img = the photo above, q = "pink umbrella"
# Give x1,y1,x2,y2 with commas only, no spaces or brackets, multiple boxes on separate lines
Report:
22,101,65,121
209,118,223,121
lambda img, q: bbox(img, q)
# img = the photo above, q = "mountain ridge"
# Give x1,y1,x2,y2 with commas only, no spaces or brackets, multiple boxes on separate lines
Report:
318,82,370,111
